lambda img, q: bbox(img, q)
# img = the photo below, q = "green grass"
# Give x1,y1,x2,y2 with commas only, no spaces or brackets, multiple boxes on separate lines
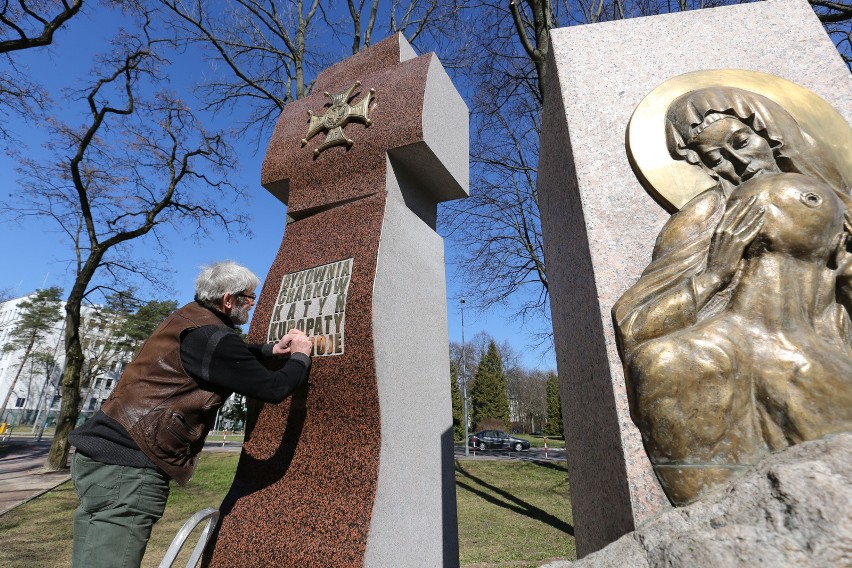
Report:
456,460,574,566
1,424,57,438
0,452,238,568
141,453,241,567
2,428,244,444
0,480,76,567
0,453,574,567
206,430,246,443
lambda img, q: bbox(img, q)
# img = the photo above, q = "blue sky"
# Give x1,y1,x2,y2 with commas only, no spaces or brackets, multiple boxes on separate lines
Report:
0,4,556,371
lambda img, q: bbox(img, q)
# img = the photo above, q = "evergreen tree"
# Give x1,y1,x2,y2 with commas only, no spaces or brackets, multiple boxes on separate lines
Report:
78,295,178,395
221,394,247,431
544,372,563,437
450,360,464,441
118,298,178,356
470,340,509,428
0,287,63,421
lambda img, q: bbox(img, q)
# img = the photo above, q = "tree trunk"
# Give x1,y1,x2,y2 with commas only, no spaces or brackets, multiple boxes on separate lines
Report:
46,305,84,469
46,258,96,470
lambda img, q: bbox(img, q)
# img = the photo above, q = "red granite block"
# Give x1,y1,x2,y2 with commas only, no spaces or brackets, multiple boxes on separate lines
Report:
260,40,434,217
206,33,457,567
206,194,387,567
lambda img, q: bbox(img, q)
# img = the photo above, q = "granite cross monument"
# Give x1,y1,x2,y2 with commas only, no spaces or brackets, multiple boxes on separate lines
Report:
204,34,468,567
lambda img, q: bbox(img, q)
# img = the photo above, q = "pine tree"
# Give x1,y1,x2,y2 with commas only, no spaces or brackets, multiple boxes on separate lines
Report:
118,298,177,356
544,372,563,437
0,287,63,421
78,295,177,396
221,394,247,430
470,340,510,429
450,360,464,441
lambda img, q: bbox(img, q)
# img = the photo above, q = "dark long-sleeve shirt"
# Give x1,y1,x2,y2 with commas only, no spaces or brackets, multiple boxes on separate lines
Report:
70,319,310,471
179,325,310,403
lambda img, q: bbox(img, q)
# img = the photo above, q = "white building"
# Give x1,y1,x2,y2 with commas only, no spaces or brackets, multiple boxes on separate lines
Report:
0,294,131,428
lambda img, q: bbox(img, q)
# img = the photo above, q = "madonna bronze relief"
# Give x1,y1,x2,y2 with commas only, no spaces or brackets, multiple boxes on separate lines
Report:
617,70,852,505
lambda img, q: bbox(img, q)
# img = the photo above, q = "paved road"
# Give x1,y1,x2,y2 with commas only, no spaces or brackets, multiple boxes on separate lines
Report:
454,444,565,461
204,440,566,461
203,439,244,452
0,439,71,516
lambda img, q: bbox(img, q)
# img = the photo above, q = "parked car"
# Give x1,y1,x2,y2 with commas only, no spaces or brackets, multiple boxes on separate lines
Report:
468,430,531,452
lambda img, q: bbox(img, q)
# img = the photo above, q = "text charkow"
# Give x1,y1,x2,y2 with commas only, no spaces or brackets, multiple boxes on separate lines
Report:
267,258,352,356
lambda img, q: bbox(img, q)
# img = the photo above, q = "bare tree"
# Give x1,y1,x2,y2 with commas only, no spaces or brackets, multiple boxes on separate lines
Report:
450,337,480,416
0,0,89,138
325,0,463,59
0,0,84,54
77,304,128,397
450,340,476,379
28,350,60,431
389,0,463,45
506,367,548,432
446,0,851,343
809,0,852,66
154,0,321,140
0,287,16,302
443,1,550,328
345,0,379,53
153,0,468,143
0,55,49,138
4,30,247,469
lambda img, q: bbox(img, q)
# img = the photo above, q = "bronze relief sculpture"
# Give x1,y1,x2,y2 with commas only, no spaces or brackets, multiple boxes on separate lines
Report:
617,72,852,505
301,81,375,158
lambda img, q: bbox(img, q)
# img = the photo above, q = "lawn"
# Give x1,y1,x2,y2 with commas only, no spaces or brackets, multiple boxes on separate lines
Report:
456,459,575,566
0,453,575,567
0,452,239,568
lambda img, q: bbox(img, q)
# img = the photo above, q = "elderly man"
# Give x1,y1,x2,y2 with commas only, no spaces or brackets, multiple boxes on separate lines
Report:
69,261,312,567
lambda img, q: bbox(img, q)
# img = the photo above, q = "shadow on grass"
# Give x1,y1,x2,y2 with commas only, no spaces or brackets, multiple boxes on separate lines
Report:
455,461,574,536
523,457,571,473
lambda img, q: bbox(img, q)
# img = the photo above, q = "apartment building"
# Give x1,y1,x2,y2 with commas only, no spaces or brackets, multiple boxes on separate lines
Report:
0,294,130,427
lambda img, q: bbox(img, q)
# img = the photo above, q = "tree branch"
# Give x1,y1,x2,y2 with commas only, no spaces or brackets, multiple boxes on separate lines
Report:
0,0,83,53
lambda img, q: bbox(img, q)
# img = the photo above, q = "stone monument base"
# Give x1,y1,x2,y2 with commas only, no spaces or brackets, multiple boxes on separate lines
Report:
564,432,852,567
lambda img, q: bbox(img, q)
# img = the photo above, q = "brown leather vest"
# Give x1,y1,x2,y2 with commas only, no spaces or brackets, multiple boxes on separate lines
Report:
102,302,230,485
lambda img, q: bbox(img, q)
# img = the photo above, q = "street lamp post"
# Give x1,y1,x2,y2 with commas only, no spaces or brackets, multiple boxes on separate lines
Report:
460,298,469,457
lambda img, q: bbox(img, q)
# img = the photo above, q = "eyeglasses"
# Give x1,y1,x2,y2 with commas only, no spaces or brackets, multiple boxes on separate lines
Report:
237,292,256,302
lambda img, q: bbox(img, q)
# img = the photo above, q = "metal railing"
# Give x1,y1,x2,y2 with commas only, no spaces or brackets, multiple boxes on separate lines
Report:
158,508,220,568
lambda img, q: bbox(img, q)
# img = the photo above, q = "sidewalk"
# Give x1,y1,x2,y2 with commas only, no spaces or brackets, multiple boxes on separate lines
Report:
0,438,71,516
0,435,244,518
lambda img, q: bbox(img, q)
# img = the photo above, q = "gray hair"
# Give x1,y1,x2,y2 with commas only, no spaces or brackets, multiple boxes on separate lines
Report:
194,261,260,306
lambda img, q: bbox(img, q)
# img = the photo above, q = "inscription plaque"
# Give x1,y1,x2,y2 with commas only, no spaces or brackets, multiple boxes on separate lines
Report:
267,258,352,356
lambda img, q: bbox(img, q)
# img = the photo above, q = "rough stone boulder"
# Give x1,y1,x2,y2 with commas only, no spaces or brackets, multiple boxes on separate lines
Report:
547,432,852,567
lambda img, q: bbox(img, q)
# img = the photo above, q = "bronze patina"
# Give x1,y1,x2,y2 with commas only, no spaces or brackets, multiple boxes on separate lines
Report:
301,81,375,157
626,70,852,211
616,72,852,505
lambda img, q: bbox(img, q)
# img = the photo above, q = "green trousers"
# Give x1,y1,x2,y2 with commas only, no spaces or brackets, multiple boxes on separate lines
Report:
71,452,171,568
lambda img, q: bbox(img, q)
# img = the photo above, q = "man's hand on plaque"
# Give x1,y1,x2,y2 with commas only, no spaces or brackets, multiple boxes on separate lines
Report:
273,329,312,357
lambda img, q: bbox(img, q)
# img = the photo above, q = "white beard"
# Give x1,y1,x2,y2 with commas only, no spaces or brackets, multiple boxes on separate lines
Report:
229,302,250,326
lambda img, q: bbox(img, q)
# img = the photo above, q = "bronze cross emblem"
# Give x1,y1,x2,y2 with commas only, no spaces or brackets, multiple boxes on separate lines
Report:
301,81,375,158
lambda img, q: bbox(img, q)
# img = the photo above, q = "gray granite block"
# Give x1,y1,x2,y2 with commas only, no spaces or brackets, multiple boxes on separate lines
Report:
538,0,851,557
